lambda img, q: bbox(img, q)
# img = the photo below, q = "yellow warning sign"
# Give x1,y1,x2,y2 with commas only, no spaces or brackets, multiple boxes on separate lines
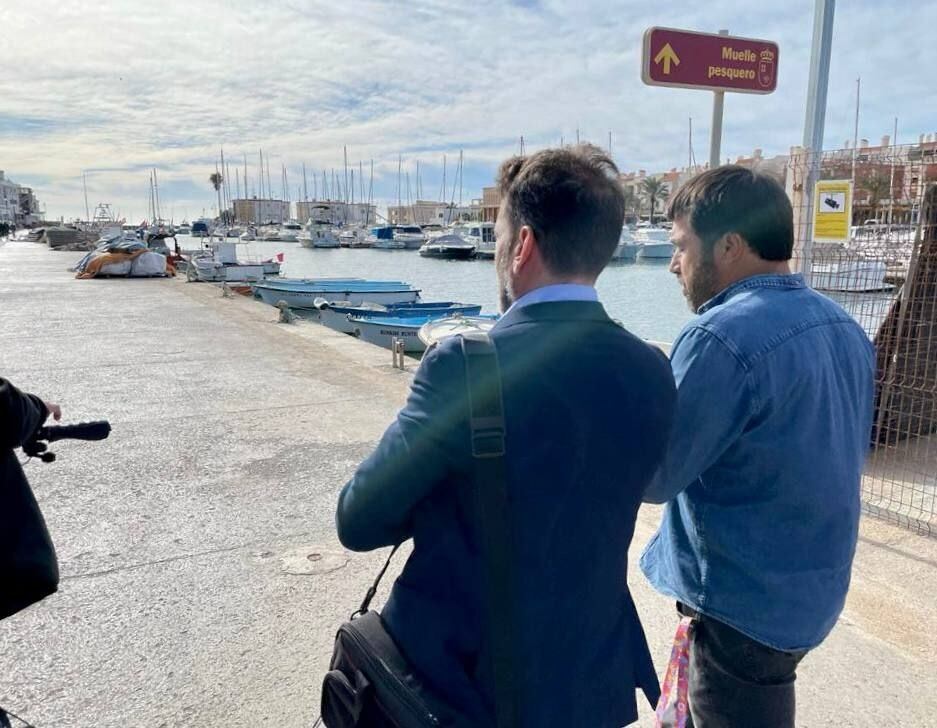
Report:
813,180,852,242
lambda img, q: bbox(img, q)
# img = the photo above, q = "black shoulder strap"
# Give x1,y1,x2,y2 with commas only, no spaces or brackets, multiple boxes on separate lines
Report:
460,332,519,728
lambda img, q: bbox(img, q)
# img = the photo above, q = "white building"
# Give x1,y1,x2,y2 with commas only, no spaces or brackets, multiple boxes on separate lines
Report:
0,171,39,226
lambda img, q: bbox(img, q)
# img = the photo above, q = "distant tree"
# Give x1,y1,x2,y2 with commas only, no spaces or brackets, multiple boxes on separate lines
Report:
209,172,224,222
860,171,891,217
621,187,639,222
641,178,669,225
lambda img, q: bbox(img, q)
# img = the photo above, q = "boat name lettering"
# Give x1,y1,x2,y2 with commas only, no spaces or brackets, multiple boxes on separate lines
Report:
380,329,416,337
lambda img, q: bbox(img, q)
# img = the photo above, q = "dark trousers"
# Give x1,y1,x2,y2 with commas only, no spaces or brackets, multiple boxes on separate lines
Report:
675,604,808,728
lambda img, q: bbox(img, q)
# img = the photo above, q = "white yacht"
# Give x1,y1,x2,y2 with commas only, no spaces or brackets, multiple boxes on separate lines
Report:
635,227,675,260
612,228,640,261
450,222,496,259
391,225,427,249
278,220,303,243
300,219,340,248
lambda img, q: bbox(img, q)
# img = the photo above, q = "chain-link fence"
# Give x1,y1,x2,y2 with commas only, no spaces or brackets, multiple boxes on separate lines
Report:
783,143,937,535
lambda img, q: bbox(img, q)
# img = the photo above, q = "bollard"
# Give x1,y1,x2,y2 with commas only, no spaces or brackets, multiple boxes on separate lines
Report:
391,338,406,369
276,300,295,324
221,282,233,298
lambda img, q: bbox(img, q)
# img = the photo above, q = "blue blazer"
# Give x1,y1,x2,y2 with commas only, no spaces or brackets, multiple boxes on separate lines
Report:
337,300,676,727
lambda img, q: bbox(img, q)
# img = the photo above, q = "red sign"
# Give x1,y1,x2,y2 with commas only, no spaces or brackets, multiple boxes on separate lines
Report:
642,27,779,94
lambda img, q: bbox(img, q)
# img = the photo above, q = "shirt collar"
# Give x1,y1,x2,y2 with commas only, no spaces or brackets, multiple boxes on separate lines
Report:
506,283,599,315
697,273,806,314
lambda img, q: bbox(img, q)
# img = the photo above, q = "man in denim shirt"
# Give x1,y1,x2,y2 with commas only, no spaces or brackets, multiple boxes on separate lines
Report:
640,166,875,727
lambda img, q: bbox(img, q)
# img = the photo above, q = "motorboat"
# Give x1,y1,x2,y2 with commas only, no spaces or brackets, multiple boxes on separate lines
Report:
452,222,496,259
351,313,499,354
226,227,243,238
252,279,421,308
278,220,303,243
418,234,476,260
239,227,257,241
392,225,427,249
261,225,281,241
300,220,340,248
191,220,211,238
313,299,482,334
612,228,640,261
635,227,675,260
175,222,191,235
338,226,371,248
812,259,891,292
368,225,407,249
185,241,270,283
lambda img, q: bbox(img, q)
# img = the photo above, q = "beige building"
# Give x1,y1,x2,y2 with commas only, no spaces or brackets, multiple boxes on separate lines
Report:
388,200,479,226
295,200,378,226
233,198,291,224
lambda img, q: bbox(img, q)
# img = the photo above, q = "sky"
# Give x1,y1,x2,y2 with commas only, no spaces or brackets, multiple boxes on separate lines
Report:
1,0,935,222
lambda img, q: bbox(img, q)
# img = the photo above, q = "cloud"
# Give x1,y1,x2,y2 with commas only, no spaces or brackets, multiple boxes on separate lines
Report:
1,0,934,220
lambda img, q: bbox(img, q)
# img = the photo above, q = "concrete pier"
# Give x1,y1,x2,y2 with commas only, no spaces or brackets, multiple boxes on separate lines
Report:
1,240,935,726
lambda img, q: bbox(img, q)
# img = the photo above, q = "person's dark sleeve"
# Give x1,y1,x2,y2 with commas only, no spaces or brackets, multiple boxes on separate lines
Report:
642,327,755,504
0,378,48,450
336,339,467,552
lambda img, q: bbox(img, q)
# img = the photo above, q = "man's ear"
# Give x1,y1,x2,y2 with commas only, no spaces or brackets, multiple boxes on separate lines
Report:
720,232,748,264
514,225,537,272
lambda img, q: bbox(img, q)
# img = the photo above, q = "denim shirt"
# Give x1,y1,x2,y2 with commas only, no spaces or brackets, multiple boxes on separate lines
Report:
640,273,875,651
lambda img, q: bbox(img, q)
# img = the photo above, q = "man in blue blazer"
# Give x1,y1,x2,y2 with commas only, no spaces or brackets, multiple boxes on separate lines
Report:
337,145,676,727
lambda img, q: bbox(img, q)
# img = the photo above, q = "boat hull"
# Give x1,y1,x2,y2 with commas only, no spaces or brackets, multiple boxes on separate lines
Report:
254,285,421,308
317,303,482,334
352,319,427,353
636,242,675,260
812,261,891,292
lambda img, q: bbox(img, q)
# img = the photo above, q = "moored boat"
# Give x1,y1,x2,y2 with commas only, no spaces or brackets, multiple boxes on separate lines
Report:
313,299,483,334
351,313,499,353
252,279,421,308
418,234,476,260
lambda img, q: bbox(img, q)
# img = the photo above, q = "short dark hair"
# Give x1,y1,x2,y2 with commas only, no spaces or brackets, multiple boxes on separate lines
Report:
667,165,793,261
497,144,624,277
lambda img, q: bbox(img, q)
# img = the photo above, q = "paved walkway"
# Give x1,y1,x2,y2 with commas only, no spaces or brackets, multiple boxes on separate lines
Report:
0,241,934,726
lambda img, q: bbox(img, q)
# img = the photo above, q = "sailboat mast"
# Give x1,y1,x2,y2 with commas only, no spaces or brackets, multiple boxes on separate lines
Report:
153,168,162,221
366,159,374,226
359,160,364,203
851,77,860,186
303,162,309,203
82,172,90,223
343,146,349,205
459,150,463,207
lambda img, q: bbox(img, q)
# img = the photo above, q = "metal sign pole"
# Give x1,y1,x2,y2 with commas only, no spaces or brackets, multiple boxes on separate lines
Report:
709,29,729,168
801,0,836,283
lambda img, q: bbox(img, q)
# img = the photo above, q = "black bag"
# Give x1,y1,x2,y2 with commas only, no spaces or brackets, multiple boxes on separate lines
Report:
321,332,518,728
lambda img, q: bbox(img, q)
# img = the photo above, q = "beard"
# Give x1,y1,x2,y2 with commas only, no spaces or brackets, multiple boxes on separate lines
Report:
495,241,515,312
683,257,719,312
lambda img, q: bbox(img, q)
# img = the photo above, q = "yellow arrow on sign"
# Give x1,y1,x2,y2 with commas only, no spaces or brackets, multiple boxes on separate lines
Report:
654,43,680,75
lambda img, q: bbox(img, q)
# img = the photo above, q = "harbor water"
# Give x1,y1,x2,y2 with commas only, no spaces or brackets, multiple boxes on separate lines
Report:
223,239,695,342
184,237,894,342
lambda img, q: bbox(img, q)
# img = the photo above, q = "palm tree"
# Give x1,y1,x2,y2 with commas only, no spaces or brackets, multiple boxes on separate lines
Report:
621,187,639,223
859,171,890,221
209,171,224,222
640,178,669,225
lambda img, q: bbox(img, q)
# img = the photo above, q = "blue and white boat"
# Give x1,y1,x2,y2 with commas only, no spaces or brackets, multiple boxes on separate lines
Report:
313,299,483,334
350,313,499,353
253,279,421,308
367,225,407,249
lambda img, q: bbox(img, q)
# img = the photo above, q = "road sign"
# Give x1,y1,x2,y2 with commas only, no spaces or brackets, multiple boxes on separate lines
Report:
642,27,779,94
813,180,853,242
